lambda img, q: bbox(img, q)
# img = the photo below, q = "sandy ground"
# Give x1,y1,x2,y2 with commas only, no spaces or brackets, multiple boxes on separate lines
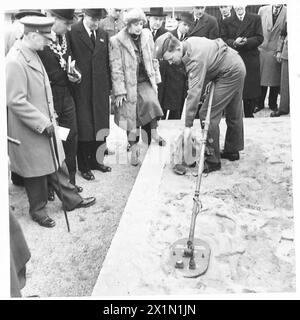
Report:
92,111,295,296
9,109,295,297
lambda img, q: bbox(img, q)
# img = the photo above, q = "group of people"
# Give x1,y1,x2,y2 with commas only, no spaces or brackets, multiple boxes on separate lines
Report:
6,5,289,230
5,5,289,297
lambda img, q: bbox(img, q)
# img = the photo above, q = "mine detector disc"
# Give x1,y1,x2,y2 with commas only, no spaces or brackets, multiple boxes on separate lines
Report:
169,238,211,278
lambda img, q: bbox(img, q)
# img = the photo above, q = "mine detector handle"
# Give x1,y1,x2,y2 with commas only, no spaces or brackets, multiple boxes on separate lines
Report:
185,82,215,257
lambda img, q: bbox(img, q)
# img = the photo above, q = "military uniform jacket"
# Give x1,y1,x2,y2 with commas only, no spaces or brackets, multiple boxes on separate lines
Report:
182,37,233,127
69,20,111,141
220,12,264,99
187,13,219,39
6,41,64,177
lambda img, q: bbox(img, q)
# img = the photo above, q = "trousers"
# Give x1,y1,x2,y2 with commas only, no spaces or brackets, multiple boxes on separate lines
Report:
23,162,82,220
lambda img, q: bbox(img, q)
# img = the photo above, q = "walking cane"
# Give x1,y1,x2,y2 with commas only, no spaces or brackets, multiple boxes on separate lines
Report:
169,82,215,277
48,134,70,232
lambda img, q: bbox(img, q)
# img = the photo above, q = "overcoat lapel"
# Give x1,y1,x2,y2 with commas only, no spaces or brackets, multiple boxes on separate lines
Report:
117,29,136,59
191,14,208,35
272,6,285,31
77,20,94,52
20,44,44,75
93,30,105,57
236,13,252,36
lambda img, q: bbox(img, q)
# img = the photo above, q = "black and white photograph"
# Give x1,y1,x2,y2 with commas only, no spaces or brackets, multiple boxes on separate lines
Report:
1,0,299,299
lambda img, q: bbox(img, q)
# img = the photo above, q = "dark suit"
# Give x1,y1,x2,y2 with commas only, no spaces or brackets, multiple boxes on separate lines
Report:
159,28,188,119
146,23,168,109
146,23,168,41
38,34,78,184
69,20,111,173
221,12,263,117
188,13,219,39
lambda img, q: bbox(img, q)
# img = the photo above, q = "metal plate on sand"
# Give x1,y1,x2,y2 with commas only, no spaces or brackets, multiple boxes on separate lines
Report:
169,238,211,278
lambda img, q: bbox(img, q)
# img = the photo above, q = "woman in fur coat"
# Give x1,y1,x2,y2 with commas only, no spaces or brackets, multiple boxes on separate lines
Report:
109,8,165,166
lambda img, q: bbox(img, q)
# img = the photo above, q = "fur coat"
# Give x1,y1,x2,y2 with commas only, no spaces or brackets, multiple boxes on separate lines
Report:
109,28,161,131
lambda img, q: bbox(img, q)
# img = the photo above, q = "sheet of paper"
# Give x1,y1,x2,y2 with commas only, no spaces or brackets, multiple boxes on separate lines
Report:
57,126,70,141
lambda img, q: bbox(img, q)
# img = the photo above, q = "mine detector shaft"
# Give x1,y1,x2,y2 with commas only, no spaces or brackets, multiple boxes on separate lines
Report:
186,82,214,267
170,82,215,278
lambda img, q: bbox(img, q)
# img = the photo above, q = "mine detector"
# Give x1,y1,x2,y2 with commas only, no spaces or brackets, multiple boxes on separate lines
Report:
169,82,215,278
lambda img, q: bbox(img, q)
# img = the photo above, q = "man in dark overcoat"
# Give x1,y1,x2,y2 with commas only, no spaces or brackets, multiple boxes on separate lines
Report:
38,9,82,194
221,5,264,117
217,6,233,36
187,6,219,39
159,12,193,119
69,8,111,181
145,7,168,112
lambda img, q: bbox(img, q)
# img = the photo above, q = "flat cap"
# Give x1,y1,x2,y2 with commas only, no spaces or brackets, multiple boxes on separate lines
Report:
154,32,174,59
20,16,55,40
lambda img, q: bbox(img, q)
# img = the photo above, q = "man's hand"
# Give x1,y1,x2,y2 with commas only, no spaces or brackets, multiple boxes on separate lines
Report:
42,124,55,138
234,37,247,47
114,94,127,108
276,52,282,63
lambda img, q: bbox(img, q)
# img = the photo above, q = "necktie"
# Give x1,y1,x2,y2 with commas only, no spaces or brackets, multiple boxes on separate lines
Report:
180,33,184,41
152,30,156,38
90,31,96,48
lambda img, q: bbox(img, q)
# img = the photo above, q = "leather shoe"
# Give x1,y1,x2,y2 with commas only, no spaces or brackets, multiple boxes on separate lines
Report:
91,163,112,172
73,197,96,210
270,110,287,117
81,171,95,181
220,151,240,161
48,189,55,201
75,185,83,193
203,162,221,174
32,215,56,228
173,164,187,175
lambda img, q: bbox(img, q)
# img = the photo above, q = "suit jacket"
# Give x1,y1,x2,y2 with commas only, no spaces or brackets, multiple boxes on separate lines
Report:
258,5,287,86
188,13,219,39
221,12,263,99
158,28,187,114
6,41,64,177
69,20,111,141
146,23,168,41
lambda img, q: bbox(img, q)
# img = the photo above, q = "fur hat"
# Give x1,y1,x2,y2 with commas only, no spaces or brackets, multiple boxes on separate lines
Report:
123,8,147,26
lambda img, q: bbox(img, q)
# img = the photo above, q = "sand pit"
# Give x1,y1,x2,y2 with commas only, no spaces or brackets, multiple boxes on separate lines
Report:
92,117,295,296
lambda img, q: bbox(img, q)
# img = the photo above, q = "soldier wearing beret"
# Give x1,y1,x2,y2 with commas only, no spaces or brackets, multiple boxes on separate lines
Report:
69,8,112,181
155,33,246,173
38,9,82,199
6,16,96,228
